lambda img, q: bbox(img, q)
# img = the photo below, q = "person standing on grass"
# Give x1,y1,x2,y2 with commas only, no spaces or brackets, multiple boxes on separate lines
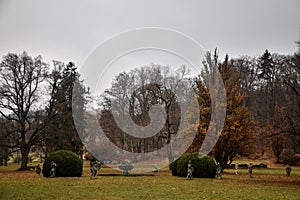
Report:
50,161,57,178
186,160,193,180
235,163,239,175
216,163,222,179
286,164,292,176
90,158,101,179
248,163,253,178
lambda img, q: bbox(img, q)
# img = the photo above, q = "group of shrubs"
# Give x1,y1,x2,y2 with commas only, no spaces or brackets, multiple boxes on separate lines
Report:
40,150,219,178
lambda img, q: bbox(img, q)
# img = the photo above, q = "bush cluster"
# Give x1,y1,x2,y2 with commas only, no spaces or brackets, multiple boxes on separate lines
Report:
42,150,82,177
170,152,216,178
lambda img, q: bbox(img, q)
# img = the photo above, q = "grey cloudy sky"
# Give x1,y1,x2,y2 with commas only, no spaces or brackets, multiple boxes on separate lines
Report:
0,0,299,67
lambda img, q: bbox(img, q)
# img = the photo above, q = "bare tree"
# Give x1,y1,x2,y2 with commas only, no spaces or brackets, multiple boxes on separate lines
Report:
271,135,284,163
98,63,192,164
0,52,48,170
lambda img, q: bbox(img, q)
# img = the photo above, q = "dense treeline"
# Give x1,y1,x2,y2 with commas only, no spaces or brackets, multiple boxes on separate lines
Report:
232,48,300,163
0,35,299,169
98,38,300,168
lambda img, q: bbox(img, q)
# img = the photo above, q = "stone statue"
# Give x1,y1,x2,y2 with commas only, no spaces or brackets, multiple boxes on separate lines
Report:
153,163,158,173
248,163,253,178
35,164,41,176
119,160,134,175
216,163,222,179
235,163,239,175
186,160,193,180
286,164,292,176
50,161,57,178
90,159,101,179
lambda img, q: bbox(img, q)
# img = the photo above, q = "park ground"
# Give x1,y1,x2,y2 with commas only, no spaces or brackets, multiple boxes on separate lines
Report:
0,161,299,200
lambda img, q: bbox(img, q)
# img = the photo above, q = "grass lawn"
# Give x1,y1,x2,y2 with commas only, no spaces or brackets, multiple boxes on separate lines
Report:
0,162,299,200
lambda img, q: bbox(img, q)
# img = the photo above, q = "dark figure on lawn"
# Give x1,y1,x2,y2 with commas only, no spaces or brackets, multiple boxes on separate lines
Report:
216,163,222,179
35,164,41,176
90,159,101,179
248,163,253,178
50,161,57,178
186,160,193,180
286,164,292,176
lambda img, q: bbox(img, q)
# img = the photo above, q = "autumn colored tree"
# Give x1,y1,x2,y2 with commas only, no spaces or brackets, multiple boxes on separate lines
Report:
185,78,210,153
187,51,255,170
215,56,255,170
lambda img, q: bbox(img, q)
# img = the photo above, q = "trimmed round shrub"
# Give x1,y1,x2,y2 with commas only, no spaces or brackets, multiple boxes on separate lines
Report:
170,152,216,178
42,150,83,177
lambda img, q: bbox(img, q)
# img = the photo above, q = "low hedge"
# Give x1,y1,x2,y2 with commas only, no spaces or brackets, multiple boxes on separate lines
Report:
42,150,82,177
170,152,216,178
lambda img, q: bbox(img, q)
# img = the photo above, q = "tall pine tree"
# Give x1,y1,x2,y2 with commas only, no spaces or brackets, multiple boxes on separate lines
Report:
44,62,87,156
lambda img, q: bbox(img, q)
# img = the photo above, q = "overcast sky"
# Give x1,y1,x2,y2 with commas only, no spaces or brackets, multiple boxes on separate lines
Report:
0,0,299,68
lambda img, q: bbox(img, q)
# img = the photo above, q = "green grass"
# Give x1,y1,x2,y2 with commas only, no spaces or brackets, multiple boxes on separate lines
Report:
0,163,299,200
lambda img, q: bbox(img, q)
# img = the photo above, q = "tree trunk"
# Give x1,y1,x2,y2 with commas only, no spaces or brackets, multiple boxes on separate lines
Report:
19,146,30,170
4,157,8,166
167,138,174,167
276,155,280,163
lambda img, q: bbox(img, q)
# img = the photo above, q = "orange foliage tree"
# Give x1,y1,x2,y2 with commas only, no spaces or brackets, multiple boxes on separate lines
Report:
186,51,256,170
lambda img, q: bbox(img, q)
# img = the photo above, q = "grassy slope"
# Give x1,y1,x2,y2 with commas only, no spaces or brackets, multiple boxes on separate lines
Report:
0,163,299,200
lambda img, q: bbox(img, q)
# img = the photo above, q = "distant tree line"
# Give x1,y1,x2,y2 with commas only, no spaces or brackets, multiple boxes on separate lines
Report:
0,34,299,170
98,36,300,169
231,46,300,164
